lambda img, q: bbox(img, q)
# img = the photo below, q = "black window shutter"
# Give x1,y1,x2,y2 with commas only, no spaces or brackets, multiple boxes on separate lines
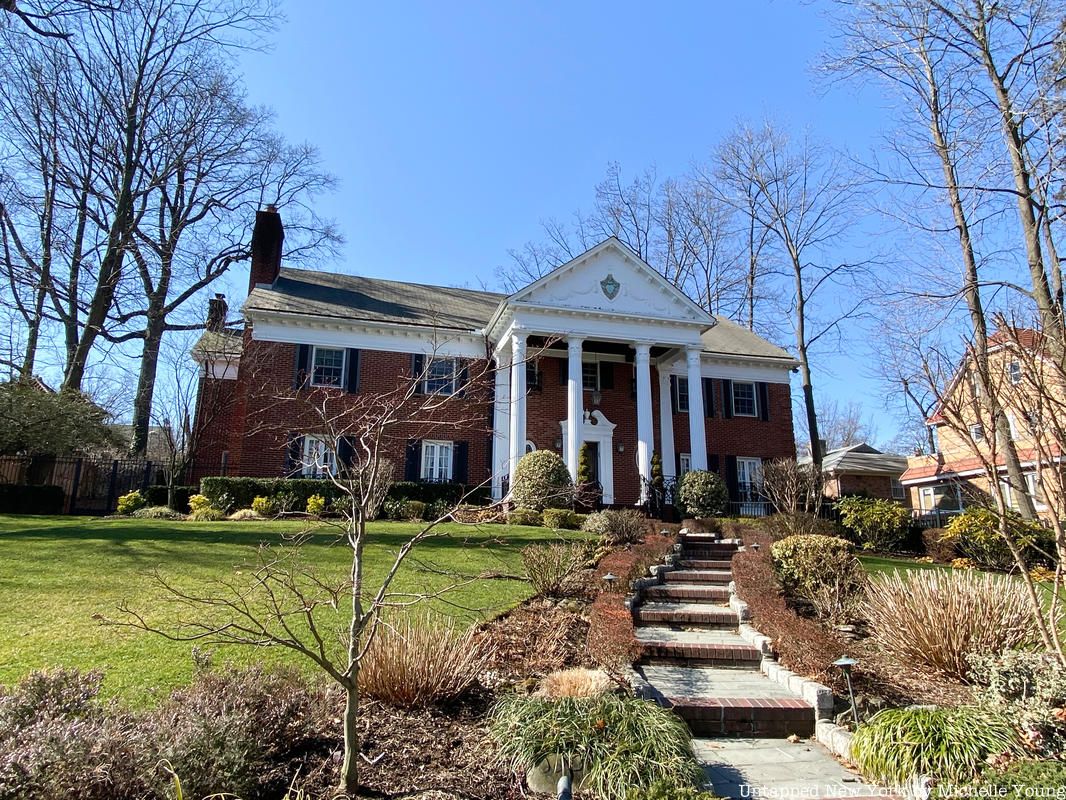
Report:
757,382,770,421
670,375,679,414
345,349,361,393
486,437,493,477
724,455,739,502
599,362,614,390
404,439,421,481
457,362,469,397
453,441,469,484
293,345,311,389
675,451,681,476
709,454,720,474
702,377,714,418
412,354,425,394
722,379,734,418
337,436,354,469
284,433,303,478
558,357,568,385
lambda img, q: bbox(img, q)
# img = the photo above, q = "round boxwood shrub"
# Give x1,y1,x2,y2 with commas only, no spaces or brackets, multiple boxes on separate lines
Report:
770,534,866,624
511,450,574,510
676,470,727,518
508,507,542,527
542,508,579,530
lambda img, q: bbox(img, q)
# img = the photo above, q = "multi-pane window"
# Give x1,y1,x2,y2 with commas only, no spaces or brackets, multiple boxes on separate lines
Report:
424,358,459,395
970,423,985,442
732,382,757,417
1008,360,1023,385
676,377,690,413
311,347,345,387
736,457,762,499
919,484,963,512
420,440,453,482
891,478,905,500
679,453,692,475
301,435,336,477
1024,472,1048,511
582,362,599,391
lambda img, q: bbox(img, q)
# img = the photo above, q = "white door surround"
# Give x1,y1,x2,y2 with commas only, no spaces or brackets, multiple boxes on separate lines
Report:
560,410,616,505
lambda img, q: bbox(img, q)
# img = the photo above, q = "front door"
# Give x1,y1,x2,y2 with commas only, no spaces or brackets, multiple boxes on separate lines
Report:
585,442,600,485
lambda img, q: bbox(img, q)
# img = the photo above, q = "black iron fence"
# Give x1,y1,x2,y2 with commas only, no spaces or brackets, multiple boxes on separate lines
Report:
0,455,165,515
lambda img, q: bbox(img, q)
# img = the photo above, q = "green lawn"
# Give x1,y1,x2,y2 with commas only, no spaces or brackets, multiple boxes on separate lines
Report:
0,515,574,705
859,554,953,575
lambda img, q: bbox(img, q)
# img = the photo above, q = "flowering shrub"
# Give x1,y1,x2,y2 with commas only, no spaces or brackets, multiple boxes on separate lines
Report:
676,470,727,518
116,490,146,516
187,494,213,513
511,450,574,510
305,494,327,516
250,495,279,518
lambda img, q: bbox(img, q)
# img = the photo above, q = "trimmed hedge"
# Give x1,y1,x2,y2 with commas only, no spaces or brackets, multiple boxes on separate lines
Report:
0,483,64,515
200,476,490,513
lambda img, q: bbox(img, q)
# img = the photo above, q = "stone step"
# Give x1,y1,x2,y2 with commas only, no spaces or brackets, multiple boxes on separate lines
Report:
636,628,761,667
670,697,814,737
644,583,731,603
664,569,732,585
679,559,734,570
694,737,870,799
636,602,737,628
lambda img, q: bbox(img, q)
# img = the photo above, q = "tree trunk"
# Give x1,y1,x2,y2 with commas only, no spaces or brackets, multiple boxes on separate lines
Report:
340,679,359,794
129,311,165,457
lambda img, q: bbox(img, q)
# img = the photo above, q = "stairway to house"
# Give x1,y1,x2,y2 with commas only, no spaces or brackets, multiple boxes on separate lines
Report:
633,531,869,799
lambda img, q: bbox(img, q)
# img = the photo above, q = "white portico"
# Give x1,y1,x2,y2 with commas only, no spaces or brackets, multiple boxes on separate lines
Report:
485,238,716,503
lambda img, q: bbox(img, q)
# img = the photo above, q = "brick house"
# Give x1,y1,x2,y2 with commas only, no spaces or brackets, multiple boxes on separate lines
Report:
900,328,1061,525
191,209,799,506
801,443,908,503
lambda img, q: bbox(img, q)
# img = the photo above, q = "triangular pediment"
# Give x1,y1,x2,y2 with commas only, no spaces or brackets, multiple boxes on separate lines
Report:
507,238,714,324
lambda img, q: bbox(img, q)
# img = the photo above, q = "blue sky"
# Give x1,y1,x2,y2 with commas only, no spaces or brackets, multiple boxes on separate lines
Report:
231,0,899,443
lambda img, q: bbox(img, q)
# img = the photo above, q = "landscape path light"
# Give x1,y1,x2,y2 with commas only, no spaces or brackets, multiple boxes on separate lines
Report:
833,655,860,725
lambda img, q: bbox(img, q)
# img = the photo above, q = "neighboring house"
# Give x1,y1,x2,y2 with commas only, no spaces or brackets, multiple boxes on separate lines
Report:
191,208,799,507
801,443,908,503
103,425,173,463
900,328,1058,525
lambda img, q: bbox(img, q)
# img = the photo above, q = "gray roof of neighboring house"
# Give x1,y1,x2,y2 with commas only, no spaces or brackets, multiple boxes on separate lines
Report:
241,268,795,361
193,329,243,360
801,443,909,477
245,268,505,332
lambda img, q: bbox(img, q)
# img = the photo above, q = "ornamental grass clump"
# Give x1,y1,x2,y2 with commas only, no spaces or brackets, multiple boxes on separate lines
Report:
490,693,703,800
863,570,1039,680
521,541,593,597
359,615,495,709
850,707,1019,785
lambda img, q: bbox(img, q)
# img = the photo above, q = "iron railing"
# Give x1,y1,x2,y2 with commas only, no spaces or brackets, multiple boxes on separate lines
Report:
0,455,165,514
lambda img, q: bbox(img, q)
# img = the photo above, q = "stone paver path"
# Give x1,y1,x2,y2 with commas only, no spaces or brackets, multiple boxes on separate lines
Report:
633,531,871,799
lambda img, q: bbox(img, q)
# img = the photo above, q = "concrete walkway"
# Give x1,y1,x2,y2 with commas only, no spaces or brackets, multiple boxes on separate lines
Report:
633,532,872,799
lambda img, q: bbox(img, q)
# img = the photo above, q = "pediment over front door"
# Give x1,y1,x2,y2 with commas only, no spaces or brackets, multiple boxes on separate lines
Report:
506,238,714,325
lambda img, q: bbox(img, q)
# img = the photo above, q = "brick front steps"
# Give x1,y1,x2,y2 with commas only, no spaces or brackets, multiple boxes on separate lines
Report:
630,530,871,798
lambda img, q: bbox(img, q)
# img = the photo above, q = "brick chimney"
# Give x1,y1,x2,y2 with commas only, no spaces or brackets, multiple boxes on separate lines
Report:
206,293,227,332
249,205,284,291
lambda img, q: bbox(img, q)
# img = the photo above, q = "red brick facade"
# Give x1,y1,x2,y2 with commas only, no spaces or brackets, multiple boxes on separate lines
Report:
194,334,796,505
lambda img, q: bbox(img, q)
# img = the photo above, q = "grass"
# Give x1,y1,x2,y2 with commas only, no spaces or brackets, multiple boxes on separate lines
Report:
859,554,953,576
0,514,582,705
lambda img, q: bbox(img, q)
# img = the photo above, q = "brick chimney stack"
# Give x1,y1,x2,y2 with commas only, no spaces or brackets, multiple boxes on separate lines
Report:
206,293,227,332
249,205,284,292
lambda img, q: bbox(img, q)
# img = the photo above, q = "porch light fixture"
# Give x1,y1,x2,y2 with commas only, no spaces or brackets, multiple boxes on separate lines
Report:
591,389,602,406
554,438,562,449
617,443,624,453
833,656,860,724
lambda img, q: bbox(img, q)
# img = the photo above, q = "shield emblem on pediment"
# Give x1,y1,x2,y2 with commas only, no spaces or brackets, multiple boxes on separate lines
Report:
600,274,620,300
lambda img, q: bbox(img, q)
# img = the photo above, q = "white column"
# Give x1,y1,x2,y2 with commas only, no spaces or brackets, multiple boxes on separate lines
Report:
491,347,511,500
686,346,708,470
508,331,527,485
658,368,675,480
634,342,654,501
565,337,584,482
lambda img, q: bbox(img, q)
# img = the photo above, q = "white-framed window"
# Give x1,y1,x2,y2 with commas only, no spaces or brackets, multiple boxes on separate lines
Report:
420,440,453,482
1024,472,1048,511
732,381,757,417
891,478,905,500
525,440,536,454
582,361,599,391
679,453,692,475
919,484,963,512
424,358,459,395
301,435,336,477
1008,360,1023,385
676,377,690,413
970,423,985,442
311,346,345,387
737,457,763,499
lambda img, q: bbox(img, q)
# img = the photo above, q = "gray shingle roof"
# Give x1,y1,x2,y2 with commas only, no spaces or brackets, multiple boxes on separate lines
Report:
800,443,908,476
701,316,794,362
245,268,505,332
